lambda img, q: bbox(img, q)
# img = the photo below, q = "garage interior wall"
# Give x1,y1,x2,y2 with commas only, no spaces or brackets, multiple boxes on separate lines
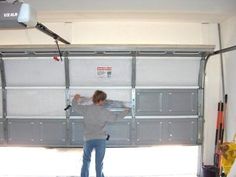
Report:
0,21,224,165
221,15,236,142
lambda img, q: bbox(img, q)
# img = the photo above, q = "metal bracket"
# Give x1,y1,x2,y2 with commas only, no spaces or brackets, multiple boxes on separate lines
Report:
0,54,8,143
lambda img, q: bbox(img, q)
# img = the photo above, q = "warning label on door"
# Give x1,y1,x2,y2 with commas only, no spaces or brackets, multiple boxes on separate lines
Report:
97,66,112,78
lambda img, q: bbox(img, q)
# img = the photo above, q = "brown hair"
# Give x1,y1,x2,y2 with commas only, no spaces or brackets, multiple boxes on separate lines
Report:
92,90,107,104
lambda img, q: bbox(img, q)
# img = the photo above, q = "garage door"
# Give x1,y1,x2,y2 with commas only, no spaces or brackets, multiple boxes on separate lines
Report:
0,44,214,147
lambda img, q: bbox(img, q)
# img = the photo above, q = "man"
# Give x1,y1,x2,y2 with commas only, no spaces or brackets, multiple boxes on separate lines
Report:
72,90,130,177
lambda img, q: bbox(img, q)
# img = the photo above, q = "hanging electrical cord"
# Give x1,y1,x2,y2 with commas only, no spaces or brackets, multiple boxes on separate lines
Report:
54,40,63,62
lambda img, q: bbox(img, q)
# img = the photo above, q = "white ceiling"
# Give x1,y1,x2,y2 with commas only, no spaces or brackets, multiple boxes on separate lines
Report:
23,0,236,23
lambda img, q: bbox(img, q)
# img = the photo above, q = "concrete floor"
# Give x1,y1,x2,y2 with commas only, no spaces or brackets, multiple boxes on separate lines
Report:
0,146,198,177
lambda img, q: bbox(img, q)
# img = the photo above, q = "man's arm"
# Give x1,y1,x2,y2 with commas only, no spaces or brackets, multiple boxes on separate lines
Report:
104,108,130,122
71,94,87,115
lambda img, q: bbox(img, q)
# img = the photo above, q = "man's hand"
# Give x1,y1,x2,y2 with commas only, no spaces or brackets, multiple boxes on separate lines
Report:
74,94,81,102
124,108,131,113
125,108,130,111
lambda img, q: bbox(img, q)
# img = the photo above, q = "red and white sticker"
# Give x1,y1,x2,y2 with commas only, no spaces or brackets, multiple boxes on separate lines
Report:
97,66,112,78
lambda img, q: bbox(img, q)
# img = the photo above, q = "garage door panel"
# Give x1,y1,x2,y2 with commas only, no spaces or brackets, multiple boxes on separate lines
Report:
136,57,200,87
7,89,65,117
8,119,67,145
69,57,132,86
69,89,131,116
106,120,131,146
136,119,163,145
8,119,40,144
136,90,164,115
166,90,198,115
0,120,4,144
136,89,198,116
4,59,65,86
70,119,84,145
164,119,197,144
38,120,66,145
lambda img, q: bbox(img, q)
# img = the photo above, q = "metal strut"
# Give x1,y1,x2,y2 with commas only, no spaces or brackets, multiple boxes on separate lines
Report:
206,45,236,62
204,44,236,89
204,44,236,80
35,22,70,45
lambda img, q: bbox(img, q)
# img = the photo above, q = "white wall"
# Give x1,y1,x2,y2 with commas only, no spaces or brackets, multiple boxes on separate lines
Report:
221,16,236,141
0,21,221,165
201,24,222,165
0,22,204,44
72,22,202,44
0,23,72,45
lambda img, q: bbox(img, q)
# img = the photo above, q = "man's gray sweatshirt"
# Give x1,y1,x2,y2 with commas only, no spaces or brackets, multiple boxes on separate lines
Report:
72,98,129,141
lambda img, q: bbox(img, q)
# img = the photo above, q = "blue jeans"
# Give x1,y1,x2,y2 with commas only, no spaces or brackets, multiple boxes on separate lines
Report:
81,139,106,177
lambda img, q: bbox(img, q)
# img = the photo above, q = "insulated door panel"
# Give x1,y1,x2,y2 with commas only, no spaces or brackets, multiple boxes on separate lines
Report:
69,89,131,116
136,57,200,86
38,120,66,145
69,57,132,86
136,119,163,145
4,58,65,86
135,118,198,145
136,89,198,116
7,119,67,145
106,120,131,146
70,119,84,145
165,119,197,144
8,119,40,144
166,89,198,115
69,89,131,102
136,90,164,115
7,89,65,117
